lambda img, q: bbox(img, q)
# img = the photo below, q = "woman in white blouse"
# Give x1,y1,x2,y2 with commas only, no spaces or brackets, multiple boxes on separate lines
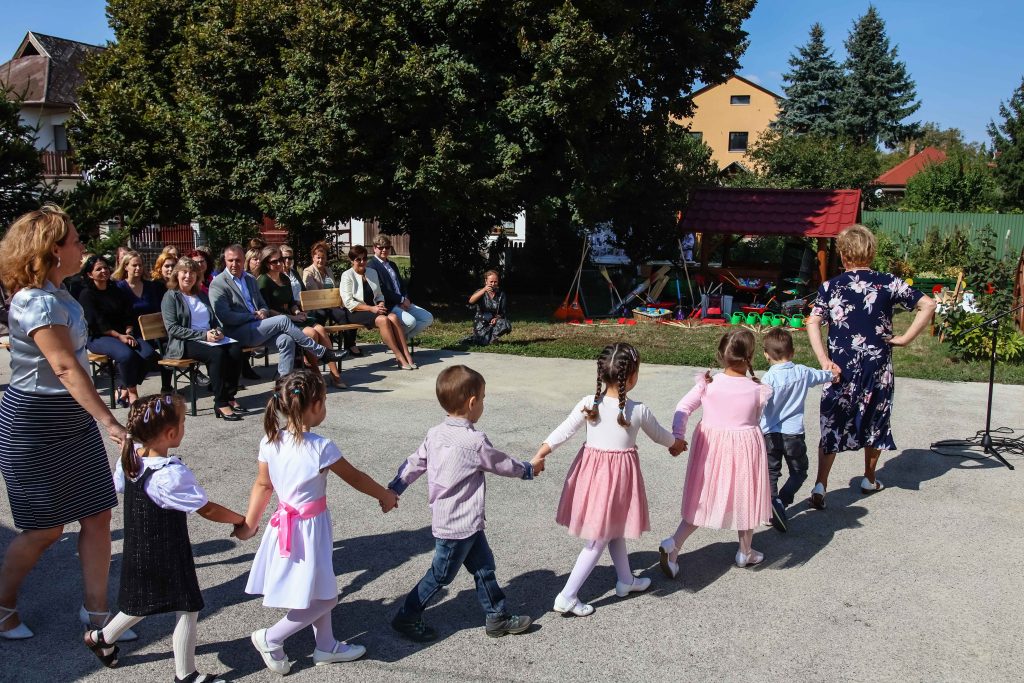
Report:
160,258,246,420
339,245,416,369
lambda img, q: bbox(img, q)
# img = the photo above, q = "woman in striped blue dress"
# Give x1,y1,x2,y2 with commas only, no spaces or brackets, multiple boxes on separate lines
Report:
0,206,130,641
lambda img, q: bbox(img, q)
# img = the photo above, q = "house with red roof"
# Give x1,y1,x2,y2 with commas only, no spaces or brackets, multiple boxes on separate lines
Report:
872,146,947,198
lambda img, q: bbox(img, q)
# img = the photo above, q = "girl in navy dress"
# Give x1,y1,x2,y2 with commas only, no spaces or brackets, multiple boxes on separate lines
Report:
805,225,936,509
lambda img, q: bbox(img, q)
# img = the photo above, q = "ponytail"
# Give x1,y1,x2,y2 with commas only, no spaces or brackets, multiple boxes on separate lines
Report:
264,369,326,444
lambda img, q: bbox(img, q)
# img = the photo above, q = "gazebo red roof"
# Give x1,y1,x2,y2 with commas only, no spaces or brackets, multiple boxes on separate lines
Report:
874,146,946,187
680,187,862,238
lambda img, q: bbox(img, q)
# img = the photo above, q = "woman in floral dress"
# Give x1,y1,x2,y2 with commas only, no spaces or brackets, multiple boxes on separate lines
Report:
468,270,511,345
806,225,936,509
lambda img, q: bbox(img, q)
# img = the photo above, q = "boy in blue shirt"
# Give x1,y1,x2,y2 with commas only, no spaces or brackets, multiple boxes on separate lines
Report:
760,328,839,532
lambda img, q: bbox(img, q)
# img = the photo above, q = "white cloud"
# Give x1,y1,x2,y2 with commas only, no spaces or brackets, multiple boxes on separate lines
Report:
742,73,762,84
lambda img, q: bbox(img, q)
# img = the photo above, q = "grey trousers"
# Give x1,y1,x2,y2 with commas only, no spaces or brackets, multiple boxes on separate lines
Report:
225,315,324,375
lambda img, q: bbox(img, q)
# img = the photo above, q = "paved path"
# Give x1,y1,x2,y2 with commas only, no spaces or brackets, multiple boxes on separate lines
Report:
2,346,1023,681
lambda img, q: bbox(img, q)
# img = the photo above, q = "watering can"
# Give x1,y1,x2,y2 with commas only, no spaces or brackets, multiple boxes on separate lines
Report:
759,312,773,326
788,314,805,329
770,314,786,327
730,312,743,325
744,312,758,325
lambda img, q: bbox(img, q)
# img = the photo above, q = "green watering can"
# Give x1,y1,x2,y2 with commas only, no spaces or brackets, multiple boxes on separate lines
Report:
759,312,773,326
770,314,786,327
730,312,743,325
788,314,805,329
745,312,758,325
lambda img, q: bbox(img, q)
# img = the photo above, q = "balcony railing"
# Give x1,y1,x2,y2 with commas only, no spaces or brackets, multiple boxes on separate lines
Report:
40,150,81,178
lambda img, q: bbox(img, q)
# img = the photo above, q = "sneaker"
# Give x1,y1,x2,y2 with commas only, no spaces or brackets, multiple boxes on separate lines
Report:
810,482,826,510
614,576,651,597
485,614,532,638
770,497,788,533
194,370,211,387
312,640,366,664
251,347,267,359
391,615,437,643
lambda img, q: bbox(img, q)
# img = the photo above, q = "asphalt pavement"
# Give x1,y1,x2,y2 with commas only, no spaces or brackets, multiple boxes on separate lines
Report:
1,343,1023,682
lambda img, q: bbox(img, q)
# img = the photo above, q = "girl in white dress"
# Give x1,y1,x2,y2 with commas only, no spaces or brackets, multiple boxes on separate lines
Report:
242,369,398,675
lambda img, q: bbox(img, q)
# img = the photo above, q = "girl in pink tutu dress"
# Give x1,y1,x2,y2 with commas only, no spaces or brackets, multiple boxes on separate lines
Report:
533,343,685,617
658,328,773,578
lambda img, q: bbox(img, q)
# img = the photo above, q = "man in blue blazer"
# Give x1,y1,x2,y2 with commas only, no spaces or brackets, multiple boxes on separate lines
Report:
210,244,337,376
367,235,433,338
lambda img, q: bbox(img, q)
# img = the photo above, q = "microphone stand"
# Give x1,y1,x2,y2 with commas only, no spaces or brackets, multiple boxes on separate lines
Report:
932,302,1024,470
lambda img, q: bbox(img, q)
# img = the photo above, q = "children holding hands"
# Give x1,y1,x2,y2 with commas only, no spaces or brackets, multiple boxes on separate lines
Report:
534,343,685,617
242,370,398,675
388,365,544,641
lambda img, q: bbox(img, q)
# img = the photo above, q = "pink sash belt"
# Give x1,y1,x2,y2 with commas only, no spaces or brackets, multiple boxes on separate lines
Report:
269,497,327,558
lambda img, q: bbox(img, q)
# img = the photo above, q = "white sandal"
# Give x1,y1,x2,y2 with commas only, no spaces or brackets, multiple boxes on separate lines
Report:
79,606,137,641
552,593,595,617
860,477,884,494
0,606,33,640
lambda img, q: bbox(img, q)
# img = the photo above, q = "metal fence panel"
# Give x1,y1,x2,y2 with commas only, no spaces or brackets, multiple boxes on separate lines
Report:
862,211,1024,260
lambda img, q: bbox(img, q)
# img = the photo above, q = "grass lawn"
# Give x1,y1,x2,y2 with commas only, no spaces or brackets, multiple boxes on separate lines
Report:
387,296,1024,385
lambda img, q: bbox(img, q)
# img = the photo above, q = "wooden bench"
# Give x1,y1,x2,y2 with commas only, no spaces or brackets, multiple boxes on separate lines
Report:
138,313,204,416
299,289,365,356
88,352,117,408
299,289,416,357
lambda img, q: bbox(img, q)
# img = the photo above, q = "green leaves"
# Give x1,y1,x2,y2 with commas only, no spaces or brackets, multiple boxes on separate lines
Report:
988,77,1024,210
0,89,47,228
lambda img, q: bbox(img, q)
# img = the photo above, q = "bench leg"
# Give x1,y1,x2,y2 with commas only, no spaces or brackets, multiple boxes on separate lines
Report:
101,361,116,408
188,366,197,417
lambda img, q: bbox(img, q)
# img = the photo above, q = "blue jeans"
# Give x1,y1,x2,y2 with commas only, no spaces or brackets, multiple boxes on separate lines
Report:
398,531,507,620
87,335,156,388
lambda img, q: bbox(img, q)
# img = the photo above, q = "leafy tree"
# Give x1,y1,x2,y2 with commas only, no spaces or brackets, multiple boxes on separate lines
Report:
987,77,1024,210
775,23,844,136
901,153,998,212
839,5,920,148
729,131,880,190
0,89,47,228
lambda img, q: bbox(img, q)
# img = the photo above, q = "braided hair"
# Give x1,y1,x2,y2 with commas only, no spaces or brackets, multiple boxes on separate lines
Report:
119,393,186,478
581,342,641,427
711,328,760,383
263,368,327,444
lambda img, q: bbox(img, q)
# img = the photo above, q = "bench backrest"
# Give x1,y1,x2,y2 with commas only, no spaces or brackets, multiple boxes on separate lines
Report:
300,288,342,312
138,312,168,341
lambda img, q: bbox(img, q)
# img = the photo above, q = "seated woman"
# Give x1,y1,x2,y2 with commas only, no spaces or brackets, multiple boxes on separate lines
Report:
340,245,416,370
186,248,213,293
150,251,178,287
114,249,173,392
301,240,360,357
468,269,511,345
256,246,344,388
162,257,246,420
245,247,263,277
77,255,157,406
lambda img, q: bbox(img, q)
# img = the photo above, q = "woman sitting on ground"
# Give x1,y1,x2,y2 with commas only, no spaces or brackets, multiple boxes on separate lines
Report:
340,245,416,370
467,269,511,345
302,240,360,357
77,255,157,406
162,257,246,420
257,247,344,388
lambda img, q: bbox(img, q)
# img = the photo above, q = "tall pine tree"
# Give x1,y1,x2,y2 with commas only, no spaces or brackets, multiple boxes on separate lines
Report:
839,5,920,148
775,23,844,136
987,77,1024,210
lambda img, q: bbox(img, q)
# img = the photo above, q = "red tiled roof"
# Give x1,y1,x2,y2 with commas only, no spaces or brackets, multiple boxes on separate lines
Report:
680,187,861,238
874,146,947,187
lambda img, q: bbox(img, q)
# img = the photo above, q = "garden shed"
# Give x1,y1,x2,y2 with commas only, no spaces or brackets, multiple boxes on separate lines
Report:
680,187,862,284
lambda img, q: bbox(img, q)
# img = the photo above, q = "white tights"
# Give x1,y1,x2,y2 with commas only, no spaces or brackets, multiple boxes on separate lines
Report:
264,597,338,659
560,538,634,602
102,611,199,679
666,520,754,560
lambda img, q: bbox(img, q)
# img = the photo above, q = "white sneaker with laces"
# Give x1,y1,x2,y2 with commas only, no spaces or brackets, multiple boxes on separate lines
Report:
615,576,651,597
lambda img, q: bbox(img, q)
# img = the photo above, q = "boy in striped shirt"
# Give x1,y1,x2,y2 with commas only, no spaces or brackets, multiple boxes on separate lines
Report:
388,365,546,641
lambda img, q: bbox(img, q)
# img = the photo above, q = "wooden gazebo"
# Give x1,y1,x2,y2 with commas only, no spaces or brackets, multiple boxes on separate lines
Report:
680,187,862,284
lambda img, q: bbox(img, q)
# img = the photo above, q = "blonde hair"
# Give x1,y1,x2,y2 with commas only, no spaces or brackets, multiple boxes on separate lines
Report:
165,257,200,292
263,369,326,444
112,249,145,280
836,224,876,268
0,204,73,290
245,247,263,275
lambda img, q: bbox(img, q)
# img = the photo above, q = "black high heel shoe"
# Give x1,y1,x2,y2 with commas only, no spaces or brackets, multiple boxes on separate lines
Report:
230,403,252,414
214,407,242,422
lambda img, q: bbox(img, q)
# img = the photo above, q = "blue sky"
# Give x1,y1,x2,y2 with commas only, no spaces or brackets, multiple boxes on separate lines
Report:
2,0,1021,144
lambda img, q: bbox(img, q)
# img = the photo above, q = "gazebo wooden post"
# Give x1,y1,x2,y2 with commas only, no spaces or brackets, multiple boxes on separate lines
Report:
816,237,829,284
700,232,712,274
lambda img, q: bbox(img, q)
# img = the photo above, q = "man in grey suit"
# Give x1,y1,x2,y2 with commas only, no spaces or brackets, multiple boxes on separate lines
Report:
210,244,338,377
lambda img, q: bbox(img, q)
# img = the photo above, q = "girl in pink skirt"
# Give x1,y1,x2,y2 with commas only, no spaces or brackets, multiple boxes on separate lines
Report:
658,328,773,579
533,343,685,617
